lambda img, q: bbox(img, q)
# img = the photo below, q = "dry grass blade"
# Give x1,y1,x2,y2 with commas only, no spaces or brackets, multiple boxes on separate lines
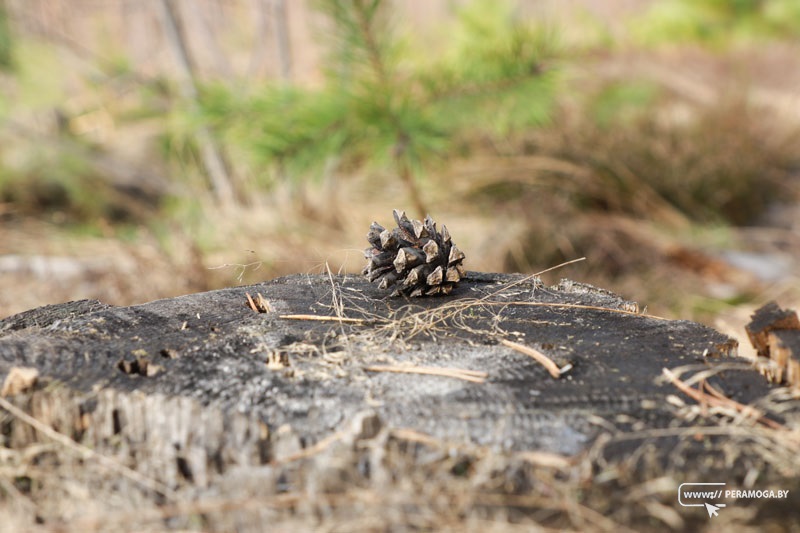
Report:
280,314,365,324
609,425,789,442
363,364,487,383
702,380,731,401
326,261,345,318
0,395,175,498
501,339,563,379
389,428,443,446
499,301,664,319
515,450,574,469
271,430,346,464
662,368,784,430
254,293,274,312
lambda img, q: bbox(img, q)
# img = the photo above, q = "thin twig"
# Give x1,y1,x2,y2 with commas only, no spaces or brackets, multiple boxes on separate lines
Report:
662,368,784,430
326,261,345,319
388,427,573,471
515,450,574,469
363,365,487,383
472,257,588,307
608,425,793,444
271,430,345,465
501,339,563,379
0,395,175,498
280,314,365,324
389,428,443,447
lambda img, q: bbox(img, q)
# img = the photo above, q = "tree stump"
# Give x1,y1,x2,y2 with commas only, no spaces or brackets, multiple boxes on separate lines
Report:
1,273,797,531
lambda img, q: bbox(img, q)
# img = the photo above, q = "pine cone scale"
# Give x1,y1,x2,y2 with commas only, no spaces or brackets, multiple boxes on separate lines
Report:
426,265,443,286
367,223,385,247
422,240,440,263
445,267,461,283
448,245,465,266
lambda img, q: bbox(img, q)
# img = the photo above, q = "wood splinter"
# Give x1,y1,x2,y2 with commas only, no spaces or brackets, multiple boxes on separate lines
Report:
246,292,274,313
501,339,568,379
745,301,800,389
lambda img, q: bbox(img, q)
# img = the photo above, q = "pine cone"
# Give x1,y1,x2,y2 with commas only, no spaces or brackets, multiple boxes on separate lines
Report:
362,210,466,297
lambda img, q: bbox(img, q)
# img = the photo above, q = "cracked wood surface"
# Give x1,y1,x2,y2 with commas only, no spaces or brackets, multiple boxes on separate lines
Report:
0,272,763,455
0,273,791,531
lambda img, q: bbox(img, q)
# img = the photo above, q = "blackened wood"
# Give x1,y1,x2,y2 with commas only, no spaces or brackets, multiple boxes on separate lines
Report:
745,301,800,357
0,273,790,531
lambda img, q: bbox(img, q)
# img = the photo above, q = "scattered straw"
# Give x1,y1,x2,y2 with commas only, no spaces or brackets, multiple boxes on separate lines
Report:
501,339,564,378
363,365,487,383
401,258,586,339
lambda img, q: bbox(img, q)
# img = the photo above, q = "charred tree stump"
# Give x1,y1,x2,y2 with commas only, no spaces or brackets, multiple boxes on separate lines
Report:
1,273,797,531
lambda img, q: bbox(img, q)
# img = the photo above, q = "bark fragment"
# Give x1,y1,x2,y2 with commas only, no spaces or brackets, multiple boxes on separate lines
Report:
746,301,800,389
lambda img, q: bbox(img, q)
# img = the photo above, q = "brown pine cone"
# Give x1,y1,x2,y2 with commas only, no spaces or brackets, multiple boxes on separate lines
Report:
362,210,466,297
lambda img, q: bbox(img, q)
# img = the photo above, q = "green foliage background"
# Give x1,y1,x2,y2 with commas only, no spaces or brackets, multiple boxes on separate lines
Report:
632,0,800,46
199,0,560,202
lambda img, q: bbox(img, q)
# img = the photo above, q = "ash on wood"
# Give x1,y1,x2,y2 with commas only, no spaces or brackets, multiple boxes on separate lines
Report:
0,273,796,532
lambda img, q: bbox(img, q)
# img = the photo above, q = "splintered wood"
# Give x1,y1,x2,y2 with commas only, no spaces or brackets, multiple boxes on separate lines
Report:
745,302,800,389
1,367,39,397
246,292,274,313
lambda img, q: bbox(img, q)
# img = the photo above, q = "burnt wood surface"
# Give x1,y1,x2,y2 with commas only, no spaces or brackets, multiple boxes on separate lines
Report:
0,273,796,531
1,273,752,453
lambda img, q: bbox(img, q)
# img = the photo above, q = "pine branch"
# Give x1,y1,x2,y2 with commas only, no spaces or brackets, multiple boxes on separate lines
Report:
351,0,390,88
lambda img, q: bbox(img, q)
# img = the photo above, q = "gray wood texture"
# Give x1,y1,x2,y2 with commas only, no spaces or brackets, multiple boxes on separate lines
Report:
1,273,795,531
